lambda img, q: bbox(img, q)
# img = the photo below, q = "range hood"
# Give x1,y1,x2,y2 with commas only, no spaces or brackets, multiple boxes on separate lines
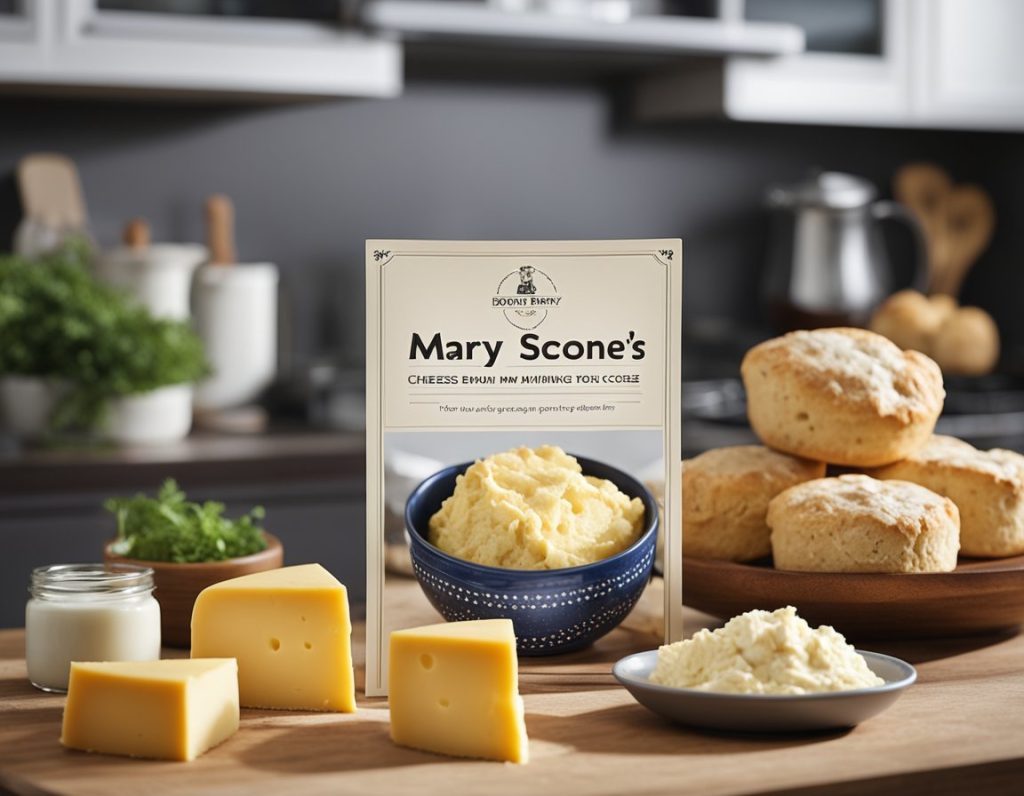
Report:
363,1,805,58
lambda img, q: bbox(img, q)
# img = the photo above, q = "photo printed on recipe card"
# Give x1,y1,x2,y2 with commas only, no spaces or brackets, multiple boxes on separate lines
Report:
381,247,669,430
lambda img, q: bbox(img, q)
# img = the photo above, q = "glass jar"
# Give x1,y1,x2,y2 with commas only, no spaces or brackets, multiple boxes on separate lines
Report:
26,563,161,693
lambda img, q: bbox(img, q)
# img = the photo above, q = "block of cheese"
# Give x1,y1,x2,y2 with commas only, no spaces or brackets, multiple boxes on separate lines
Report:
191,563,355,712
61,659,238,761
389,619,528,764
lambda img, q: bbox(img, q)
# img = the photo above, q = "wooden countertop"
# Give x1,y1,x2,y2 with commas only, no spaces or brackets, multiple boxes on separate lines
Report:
1,578,1022,796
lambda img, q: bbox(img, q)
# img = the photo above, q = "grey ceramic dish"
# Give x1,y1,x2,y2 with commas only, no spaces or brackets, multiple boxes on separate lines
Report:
613,649,916,733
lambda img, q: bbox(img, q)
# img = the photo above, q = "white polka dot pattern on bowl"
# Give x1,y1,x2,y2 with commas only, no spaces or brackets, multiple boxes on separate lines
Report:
411,547,655,653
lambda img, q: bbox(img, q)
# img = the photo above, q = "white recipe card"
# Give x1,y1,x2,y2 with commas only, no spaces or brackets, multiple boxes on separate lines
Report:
365,239,682,696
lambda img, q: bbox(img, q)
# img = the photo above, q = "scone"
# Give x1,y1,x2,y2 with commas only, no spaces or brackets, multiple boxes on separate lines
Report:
869,290,945,353
741,328,944,467
767,474,960,573
868,435,1024,557
928,293,959,326
930,307,1000,376
683,446,825,562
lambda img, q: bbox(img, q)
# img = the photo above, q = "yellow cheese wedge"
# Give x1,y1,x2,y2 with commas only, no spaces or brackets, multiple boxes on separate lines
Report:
60,659,239,762
389,619,529,763
191,563,355,712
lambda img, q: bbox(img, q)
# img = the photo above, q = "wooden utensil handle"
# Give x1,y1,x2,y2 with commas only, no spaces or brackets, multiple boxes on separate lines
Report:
205,194,236,266
17,152,89,230
893,163,952,292
122,218,150,250
932,186,995,297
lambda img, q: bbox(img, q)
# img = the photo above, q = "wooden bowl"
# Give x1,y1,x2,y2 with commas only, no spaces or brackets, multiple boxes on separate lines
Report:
682,554,1024,640
104,533,283,648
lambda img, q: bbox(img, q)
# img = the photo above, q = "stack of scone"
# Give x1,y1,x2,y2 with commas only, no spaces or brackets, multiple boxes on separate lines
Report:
683,327,1024,575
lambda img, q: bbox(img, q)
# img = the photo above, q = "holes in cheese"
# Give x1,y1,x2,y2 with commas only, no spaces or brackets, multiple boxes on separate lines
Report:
389,619,529,764
190,563,355,712
60,659,239,762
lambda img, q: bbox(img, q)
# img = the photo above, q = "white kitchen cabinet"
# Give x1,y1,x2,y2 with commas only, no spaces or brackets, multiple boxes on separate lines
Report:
637,0,1024,132
0,1,47,73
363,0,805,58
0,0,401,100
913,0,1024,131
637,0,912,127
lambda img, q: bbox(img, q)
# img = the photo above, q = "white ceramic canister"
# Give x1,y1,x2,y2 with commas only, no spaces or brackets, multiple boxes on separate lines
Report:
25,563,161,693
192,263,279,410
105,383,193,446
96,243,208,321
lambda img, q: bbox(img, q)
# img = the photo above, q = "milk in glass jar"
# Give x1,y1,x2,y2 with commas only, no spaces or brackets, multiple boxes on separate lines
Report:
25,563,161,692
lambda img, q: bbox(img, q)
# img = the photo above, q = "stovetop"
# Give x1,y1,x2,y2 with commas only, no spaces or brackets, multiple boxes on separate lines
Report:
682,376,1024,457
680,317,1024,456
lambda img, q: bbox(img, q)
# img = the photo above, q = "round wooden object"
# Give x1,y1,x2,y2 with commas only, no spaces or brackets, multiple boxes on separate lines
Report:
682,553,1024,640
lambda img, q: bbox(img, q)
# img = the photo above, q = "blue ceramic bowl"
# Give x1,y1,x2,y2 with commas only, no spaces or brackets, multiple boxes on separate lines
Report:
405,455,658,656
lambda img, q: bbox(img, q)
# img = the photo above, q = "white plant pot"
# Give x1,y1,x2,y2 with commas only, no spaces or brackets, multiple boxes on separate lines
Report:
0,376,66,439
106,384,193,446
96,244,207,321
192,263,278,410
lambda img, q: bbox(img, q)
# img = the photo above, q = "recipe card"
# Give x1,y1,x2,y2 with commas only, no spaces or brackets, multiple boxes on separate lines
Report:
366,240,682,696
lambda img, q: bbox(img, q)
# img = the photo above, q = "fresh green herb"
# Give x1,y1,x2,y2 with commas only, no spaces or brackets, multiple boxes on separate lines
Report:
0,241,209,431
105,479,267,563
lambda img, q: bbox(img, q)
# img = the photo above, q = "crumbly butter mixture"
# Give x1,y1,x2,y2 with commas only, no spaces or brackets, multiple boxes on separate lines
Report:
649,606,884,695
428,446,645,570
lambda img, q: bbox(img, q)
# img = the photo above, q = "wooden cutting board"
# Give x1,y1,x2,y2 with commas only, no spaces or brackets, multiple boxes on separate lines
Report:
1,578,1023,795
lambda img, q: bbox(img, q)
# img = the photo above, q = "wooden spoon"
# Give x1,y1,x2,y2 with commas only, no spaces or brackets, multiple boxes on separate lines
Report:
205,194,236,266
17,152,89,231
932,185,995,297
894,163,951,291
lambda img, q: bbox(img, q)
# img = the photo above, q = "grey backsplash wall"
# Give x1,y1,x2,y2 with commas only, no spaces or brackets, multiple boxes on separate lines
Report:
2,80,1023,375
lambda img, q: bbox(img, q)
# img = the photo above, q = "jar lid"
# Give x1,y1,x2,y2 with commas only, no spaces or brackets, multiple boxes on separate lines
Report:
30,563,154,598
767,171,877,210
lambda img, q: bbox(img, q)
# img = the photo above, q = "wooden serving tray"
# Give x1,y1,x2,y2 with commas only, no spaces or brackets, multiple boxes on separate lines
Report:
682,554,1024,639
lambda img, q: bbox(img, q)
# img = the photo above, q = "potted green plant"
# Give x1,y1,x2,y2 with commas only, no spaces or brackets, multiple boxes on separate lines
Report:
103,479,283,647
0,242,208,443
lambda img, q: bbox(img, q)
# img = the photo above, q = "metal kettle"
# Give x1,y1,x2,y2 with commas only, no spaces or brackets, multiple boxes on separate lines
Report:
763,171,927,331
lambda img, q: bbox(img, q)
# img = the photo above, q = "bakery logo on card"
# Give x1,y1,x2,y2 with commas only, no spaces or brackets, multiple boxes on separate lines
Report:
492,266,561,330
